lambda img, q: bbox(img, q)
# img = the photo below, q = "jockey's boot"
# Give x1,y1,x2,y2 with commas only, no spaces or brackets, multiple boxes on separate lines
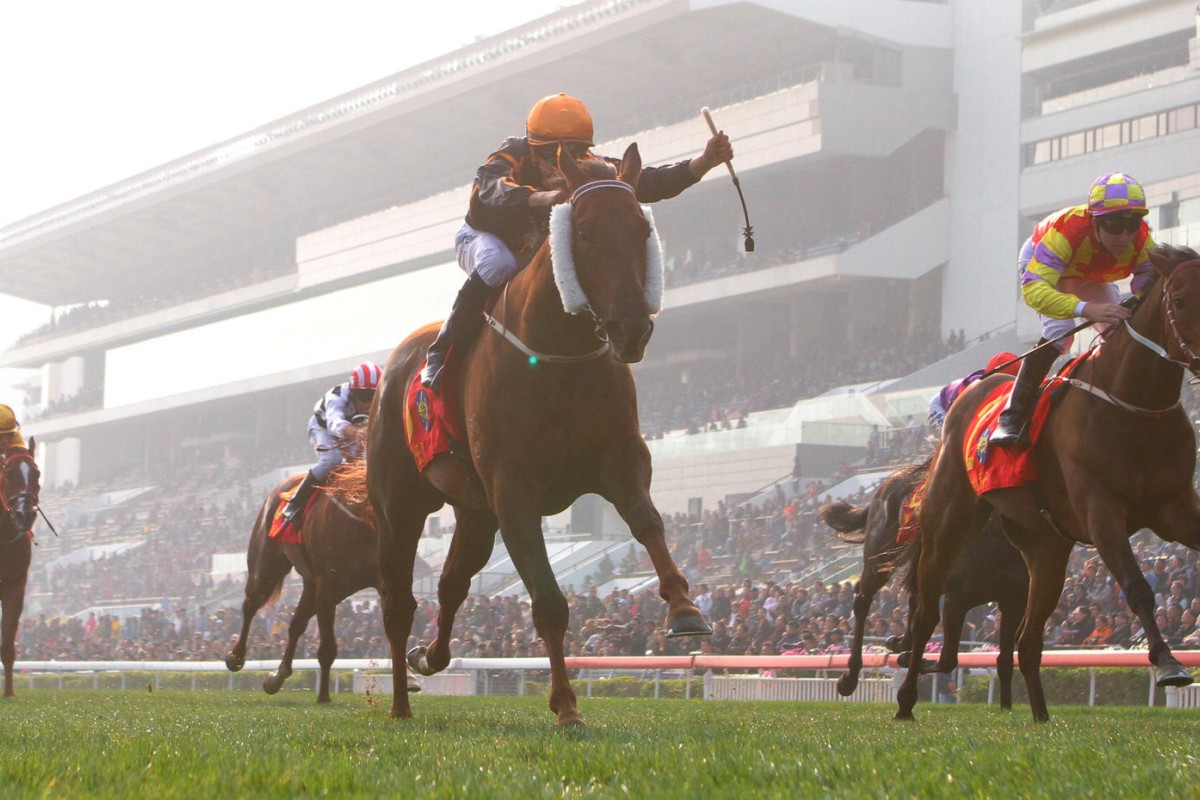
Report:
281,470,320,526
420,272,494,391
989,342,1059,449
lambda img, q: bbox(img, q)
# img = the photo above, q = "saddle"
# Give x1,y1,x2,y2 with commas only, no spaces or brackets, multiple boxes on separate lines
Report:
267,486,319,544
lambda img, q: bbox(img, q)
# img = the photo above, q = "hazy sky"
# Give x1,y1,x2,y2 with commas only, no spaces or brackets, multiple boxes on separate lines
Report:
0,0,570,349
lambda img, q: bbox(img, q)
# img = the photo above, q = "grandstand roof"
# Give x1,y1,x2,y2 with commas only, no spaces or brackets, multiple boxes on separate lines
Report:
0,0,848,306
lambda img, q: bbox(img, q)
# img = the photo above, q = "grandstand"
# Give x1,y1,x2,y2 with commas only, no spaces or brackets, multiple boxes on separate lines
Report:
3,0,1200,621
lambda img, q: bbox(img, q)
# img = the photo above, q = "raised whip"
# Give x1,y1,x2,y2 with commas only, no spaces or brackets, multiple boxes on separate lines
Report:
701,107,754,252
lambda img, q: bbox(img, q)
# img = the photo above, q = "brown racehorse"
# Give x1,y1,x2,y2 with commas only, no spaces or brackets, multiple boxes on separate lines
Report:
896,244,1200,722
366,146,709,727
225,471,419,702
0,439,38,699
821,457,1028,709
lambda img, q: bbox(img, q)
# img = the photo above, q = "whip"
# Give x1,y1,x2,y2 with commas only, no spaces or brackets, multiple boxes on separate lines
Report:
700,107,754,252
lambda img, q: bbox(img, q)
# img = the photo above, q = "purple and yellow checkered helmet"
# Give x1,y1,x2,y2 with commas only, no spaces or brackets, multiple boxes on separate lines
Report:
1088,173,1148,217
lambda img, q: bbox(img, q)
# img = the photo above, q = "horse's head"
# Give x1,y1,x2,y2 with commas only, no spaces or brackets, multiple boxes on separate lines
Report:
1,437,39,536
1146,244,1200,375
553,143,659,363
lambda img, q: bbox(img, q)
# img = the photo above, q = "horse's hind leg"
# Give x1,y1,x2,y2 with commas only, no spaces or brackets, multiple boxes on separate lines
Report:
226,532,292,672
895,499,986,721
839,567,888,697
410,506,498,676
264,580,316,695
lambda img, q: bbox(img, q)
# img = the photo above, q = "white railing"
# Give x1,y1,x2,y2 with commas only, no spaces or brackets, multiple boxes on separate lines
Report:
13,651,1200,708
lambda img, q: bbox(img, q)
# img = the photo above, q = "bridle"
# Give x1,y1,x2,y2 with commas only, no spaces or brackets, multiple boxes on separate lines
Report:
1056,259,1200,414
1148,258,1200,376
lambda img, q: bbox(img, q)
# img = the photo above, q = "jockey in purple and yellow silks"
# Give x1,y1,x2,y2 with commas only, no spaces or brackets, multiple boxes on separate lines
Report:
991,172,1156,448
418,92,734,391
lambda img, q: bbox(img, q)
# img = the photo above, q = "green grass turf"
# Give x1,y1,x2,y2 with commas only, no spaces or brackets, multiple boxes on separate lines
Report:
0,691,1197,798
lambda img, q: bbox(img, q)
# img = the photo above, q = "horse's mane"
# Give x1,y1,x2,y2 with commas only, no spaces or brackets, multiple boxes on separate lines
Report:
325,427,374,528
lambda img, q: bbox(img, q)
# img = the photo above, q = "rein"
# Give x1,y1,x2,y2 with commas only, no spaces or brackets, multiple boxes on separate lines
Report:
483,283,613,364
1053,260,1200,415
0,452,38,544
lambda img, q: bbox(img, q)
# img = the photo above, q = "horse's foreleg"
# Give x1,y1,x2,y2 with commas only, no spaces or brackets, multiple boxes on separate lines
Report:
1093,524,1192,688
413,507,498,676
934,594,965,675
610,493,707,637
495,501,580,728
313,588,337,704
264,581,316,695
376,506,425,720
1,592,22,699
995,601,1020,710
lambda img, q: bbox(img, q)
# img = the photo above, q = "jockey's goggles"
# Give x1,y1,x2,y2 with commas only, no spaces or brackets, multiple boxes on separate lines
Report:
534,142,590,164
1095,212,1142,235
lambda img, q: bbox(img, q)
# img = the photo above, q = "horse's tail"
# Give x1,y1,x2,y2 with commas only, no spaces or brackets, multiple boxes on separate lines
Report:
326,429,375,528
878,454,935,582
819,501,869,543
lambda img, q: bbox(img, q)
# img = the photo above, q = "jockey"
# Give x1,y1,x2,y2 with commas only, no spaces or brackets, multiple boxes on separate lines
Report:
420,91,735,390
991,172,1156,448
281,362,381,526
0,404,26,455
926,352,1020,434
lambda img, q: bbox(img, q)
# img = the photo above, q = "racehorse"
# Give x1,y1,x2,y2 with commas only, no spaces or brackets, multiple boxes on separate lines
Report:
896,244,1200,722
0,439,38,699
366,145,709,727
820,457,1028,709
225,471,419,702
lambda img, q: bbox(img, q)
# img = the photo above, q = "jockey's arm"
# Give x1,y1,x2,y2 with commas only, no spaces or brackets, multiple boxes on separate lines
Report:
322,390,354,439
1020,237,1083,320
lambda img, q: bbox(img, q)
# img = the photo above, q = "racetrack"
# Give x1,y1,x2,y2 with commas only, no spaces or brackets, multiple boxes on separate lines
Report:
0,691,1195,798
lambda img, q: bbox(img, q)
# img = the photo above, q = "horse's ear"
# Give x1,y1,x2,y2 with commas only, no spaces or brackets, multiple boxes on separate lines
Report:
558,148,587,192
27,436,35,458
617,142,641,192
1148,244,1179,280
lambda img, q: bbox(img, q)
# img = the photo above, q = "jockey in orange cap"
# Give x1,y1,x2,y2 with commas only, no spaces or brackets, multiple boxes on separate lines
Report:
419,92,735,390
281,362,381,527
927,352,1020,435
990,172,1156,448
0,404,26,455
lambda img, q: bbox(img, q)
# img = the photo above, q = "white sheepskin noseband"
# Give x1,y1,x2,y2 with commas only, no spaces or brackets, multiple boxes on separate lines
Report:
549,187,664,316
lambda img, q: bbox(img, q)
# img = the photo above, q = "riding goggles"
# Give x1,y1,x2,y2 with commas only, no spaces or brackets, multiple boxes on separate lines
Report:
1095,212,1143,235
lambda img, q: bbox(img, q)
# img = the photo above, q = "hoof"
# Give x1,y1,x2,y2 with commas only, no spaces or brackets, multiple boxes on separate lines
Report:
316,695,332,705
665,611,712,638
263,672,288,695
893,710,915,722
884,635,907,653
407,645,434,676
556,714,586,730
1156,666,1193,688
836,673,858,697
225,653,244,673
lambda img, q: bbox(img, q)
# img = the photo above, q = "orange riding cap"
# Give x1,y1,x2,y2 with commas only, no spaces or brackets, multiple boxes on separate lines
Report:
526,93,594,146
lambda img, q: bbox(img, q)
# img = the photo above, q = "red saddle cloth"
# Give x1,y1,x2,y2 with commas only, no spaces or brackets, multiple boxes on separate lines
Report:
962,382,1055,495
267,486,320,545
403,361,466,472
897,479,928,544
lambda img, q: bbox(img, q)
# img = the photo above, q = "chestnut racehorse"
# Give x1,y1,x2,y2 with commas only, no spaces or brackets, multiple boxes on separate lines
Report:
0,439,38,699
225,471,418,702
366,146,708,727
821,457,1028,708
897,244,1200,722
